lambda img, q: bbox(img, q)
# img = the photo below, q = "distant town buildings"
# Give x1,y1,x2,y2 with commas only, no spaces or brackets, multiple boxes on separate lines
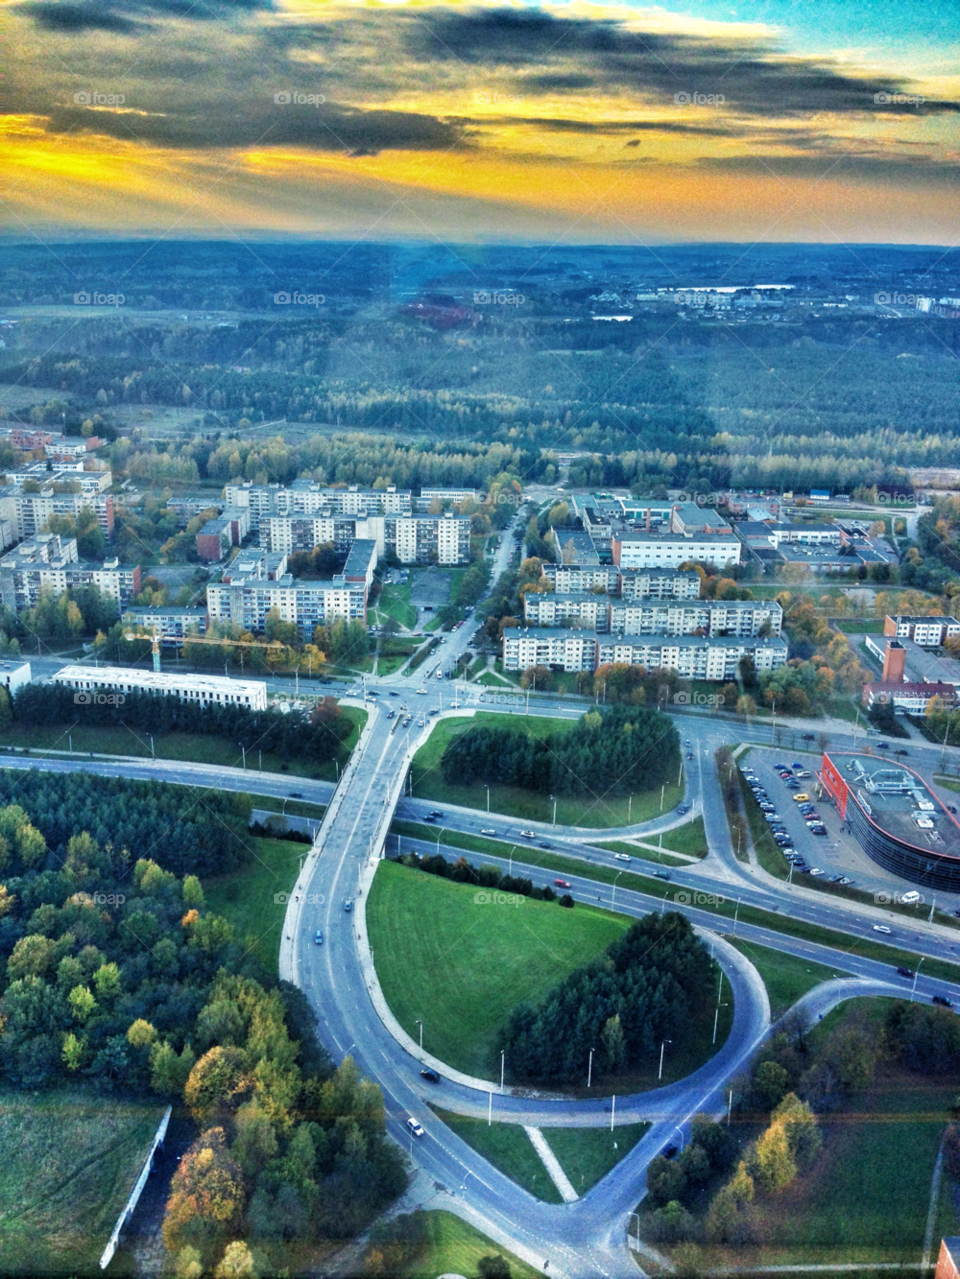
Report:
0,533,140,613
206,548,369,636
52,665,268,710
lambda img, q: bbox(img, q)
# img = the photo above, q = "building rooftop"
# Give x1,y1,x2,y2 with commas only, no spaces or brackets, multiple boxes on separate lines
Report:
900,638,960,687
824,753,960,862
52,664,267,698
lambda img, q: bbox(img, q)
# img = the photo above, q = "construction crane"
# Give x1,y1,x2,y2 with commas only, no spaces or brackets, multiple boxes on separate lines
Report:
123,623,161,672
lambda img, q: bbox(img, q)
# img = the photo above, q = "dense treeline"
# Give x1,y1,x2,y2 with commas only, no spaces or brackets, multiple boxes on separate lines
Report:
440,705,679,797
0,788,405,1275
0,768,248,877
393,850,565,905
501,912,713,1083
13,683,354,765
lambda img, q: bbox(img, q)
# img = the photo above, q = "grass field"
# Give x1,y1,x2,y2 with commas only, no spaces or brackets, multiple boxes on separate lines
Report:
373,582,418,629
0,702,366,783
0,1086,166,1277
726,938,847,1018
368,859,627,1079
431,1108,563,1203
544,1123,650,1195
204,836,305,976
391,1210,542,1279
368,860,732,1091
731,1001,954,1267
411,712,684,828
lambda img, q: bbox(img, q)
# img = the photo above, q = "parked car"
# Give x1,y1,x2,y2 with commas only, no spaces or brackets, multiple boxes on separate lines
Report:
793,793,810,802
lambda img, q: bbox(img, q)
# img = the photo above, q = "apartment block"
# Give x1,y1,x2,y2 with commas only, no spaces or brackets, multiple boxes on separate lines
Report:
523,592,611,631
0,487,115,539
196,505,251,563
123,606,208,644
609,599,781,638
391,512,471,565
502,627,598,672
0,533,140,612
596,633,788,681
224,481,411,527
617,568,702,600
542,563,619,594
206,548,368,635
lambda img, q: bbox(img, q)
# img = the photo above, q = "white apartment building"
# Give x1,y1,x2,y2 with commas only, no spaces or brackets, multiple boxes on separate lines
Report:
608,599,781,638
501,627,598,672
596,634,788,681
523,593,611,631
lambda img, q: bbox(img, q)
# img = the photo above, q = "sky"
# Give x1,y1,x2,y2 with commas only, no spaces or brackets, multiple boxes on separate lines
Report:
5,0,960,243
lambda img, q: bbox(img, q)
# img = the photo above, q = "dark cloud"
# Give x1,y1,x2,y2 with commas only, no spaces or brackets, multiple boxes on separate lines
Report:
697,153,960,185
42,100,465,153
474,115,732,137
408,8,958,118
23,0,267,31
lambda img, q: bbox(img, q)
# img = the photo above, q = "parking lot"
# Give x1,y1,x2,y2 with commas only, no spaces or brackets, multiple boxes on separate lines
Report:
742,747,960,915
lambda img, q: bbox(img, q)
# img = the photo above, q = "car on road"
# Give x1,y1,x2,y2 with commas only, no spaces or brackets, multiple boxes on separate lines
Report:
417,719,425,727
539,841,552,849
289,791,303,798
686,753,694,761
420,1069,441,1083
343,899,353,912
614,852,632,862
314,930,323,945
520,829,536,838
677,803,690,815
430,810,443,818
793,793,810,802
896,967,915,979
406,1118,425,1137
554,879,572,888
685,740,691,747
389,691,400,697
873,924,892,934
895,748,909,756
654,870,671,880
424,815,437,823
387,710,395,719
877,742,889,749
481,828,497,836
416,688,428,695
933,995,953,1007
809,825,828,835
802,732,815,740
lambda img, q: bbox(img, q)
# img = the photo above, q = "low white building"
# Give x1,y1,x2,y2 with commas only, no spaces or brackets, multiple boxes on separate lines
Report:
0,660,31,698
51,665,268,711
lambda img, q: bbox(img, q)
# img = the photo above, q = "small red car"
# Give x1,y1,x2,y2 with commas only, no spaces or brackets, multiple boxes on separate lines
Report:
554,879,571,888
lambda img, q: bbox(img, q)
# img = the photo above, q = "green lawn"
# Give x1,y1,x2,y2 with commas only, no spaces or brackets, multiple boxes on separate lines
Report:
726,938,847,1018
411,712,683,828
0,702,366,783
373,582,418,629
390,1210,542,1279
368,859,626,1080
431,1108,563,1203
0,1086,165,1277
658,816,708,859
204,836,305,976
368,859,732,1092
544,1123,650,1196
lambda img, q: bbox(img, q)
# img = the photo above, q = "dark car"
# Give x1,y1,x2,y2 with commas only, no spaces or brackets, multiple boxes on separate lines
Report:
802,733,815,740
539,841,552,849
897,967,915,979
877,742,890,750
420,1068,441,1083
289,791,303,798
894,748,909,756
934,995,953,1007
662,1144,679,1159
654,870,671,881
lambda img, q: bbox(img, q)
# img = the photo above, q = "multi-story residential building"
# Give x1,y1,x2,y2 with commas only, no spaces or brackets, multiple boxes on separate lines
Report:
416,488,479,510
258,512,386,558
0,533,140,613
4,462,112,496
883,615,960,648
122,606,207,645
224,481,412,527
523,592,611,631
502,627,598,672
53,665,267,710
618,568,702,600
391,512,471,565
342,540,379,590
206,547,368,636
166,496,223,527
542,563,619,594
553,529,602,568
595,633,788,680
0,486,115,539
195,505,252,563
608,599,781,638
610,532,741,571
502,626,788,679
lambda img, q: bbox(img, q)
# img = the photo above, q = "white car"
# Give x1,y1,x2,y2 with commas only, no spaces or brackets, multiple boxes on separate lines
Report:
614,852,632,862
416,688,428,695
873,924,892,935
481,828,497,835
900,890,921,904
406,1117,425,1138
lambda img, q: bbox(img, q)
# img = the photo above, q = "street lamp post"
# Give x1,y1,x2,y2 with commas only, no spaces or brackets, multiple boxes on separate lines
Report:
911,957,926,1002
500,1050,505,1093
612,869,623,905
733,897,741,934
588,1047,595,1089
486,784,490,813
658,1038,672,1081
416,1019,423,1050
628,1212,640,1253
551,794,557,825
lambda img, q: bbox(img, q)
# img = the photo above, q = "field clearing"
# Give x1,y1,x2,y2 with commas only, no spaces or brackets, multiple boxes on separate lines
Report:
411,711,683,828
0,1086,166,1277
392,1210,542,1279
204,836,305,976
430,1108,563,1203
544,1123,650,1195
